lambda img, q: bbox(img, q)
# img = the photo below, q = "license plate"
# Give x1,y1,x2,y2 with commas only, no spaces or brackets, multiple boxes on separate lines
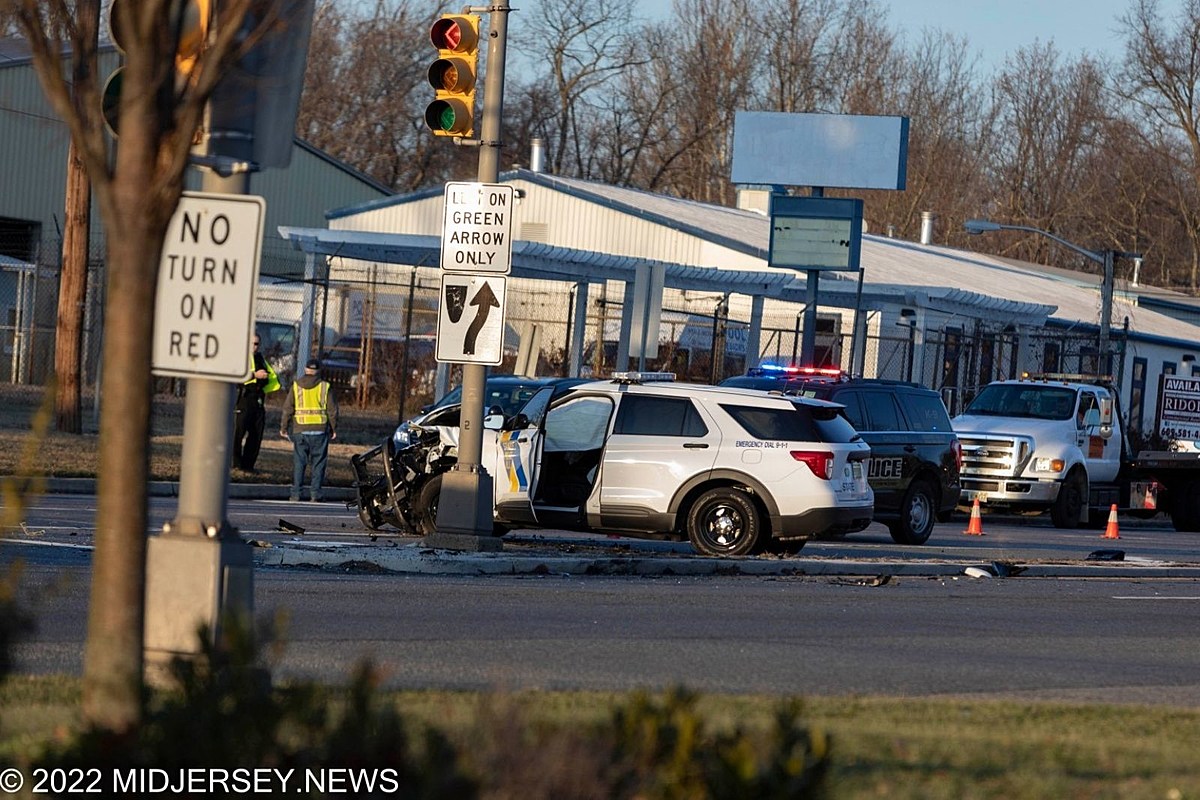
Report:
975,492,988,503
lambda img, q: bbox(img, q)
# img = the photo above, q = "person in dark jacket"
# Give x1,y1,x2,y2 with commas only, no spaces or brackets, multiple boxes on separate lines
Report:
233,334,280,472
280,358,338,502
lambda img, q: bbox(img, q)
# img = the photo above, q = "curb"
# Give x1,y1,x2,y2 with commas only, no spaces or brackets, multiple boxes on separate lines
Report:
249,541,1200,580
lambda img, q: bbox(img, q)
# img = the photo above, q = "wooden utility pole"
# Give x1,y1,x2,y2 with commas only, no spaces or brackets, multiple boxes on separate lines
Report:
54,0,100,434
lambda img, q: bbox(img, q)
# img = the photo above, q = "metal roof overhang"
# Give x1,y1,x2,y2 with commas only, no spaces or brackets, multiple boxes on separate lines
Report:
278,226,1057,325
278,226,802,297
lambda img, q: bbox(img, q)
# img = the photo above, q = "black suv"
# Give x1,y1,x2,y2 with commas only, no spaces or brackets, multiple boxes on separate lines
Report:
720,367,962,544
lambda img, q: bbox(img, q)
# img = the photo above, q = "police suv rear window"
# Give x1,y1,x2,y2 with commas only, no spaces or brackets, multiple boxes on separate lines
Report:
614,395,708,436
721,403,859,444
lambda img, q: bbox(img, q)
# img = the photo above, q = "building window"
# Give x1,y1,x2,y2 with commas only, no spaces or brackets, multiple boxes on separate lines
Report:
1080,347,1098,375
1043,341,1060,373
979,334,995,385
941,328,961,391
1129,357,1147,434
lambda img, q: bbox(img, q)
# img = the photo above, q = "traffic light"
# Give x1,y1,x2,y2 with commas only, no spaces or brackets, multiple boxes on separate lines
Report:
424,14,480,137
102,0,212,137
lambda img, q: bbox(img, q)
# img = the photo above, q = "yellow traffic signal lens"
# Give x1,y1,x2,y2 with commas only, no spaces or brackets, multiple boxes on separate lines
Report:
428,58,474,93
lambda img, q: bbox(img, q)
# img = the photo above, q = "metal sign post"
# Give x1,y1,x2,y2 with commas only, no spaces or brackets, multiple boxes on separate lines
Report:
145,179,262,681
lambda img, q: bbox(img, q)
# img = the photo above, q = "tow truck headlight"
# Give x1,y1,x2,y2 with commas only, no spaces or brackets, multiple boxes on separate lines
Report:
1034,457,1065,473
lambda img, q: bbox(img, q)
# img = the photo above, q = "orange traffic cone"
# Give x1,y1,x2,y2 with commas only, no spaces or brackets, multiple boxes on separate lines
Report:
964,498,985,535
1102,504,1120,539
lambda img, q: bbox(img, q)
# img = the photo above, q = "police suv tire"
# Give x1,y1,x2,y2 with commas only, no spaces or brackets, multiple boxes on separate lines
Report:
888,479,936,545
1050,470,1086,529
686,487,764,557
414,473,442,538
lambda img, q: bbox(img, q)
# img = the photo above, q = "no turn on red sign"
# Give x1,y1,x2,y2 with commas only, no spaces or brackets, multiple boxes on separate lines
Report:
440,182,515,273
152,192,265,381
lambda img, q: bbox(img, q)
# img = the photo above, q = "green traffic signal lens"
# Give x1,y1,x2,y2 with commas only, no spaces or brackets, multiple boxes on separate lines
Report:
424,99,471,135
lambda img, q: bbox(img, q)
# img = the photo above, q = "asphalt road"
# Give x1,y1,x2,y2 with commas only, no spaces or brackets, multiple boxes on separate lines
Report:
13,492,1200,565
6,494,1200,705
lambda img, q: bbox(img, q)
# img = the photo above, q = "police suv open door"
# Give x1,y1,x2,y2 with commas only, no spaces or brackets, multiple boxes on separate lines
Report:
492,386,554,526
529,392,617,529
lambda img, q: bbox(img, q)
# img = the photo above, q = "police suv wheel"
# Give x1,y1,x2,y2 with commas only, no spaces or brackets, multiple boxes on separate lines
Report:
357,502,385,531
414,473,442,538
686,487,764,557
889,479,936,545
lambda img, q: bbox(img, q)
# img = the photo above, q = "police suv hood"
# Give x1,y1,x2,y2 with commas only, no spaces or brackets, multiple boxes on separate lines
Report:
952,413,1067,441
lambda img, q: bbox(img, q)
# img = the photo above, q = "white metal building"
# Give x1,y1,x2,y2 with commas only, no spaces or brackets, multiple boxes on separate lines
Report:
281,166,1200,436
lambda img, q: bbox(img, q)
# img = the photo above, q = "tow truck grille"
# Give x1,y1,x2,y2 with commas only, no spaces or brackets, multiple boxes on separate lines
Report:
958,435,1028,478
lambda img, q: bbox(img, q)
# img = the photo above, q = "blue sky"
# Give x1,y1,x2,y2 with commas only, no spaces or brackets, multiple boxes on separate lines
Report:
636,0,1182,73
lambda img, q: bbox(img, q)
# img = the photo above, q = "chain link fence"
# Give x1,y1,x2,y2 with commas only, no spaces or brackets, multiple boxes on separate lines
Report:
1,234,1116,421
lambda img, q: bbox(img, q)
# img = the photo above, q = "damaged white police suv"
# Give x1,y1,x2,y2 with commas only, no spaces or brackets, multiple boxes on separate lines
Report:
421,372,874,557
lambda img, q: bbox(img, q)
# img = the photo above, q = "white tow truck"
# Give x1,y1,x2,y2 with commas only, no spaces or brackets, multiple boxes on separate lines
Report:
951,373,1162,528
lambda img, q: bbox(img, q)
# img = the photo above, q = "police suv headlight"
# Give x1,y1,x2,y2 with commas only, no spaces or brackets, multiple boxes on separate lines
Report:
1034,457,1065,473
393,424,411,447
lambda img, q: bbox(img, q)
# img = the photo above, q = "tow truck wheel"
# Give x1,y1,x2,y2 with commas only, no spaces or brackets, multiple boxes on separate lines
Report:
889,480,936,545
1050,470,1086,529
1170,480,1200,532
686,487,764,557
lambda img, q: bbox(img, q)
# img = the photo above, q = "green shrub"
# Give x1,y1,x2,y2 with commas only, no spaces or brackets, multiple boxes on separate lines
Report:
30,621,827,798
606,688,829,799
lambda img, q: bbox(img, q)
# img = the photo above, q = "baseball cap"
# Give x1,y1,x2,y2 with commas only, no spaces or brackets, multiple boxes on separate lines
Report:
306,358,321,370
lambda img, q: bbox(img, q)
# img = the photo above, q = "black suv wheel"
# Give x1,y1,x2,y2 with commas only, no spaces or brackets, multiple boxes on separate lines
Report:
889,479,937,544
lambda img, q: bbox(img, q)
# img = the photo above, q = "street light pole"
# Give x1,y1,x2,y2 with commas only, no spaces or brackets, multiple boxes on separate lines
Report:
963,219,1137,381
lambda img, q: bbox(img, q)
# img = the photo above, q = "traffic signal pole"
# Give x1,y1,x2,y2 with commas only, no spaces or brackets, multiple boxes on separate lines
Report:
425,1,511,551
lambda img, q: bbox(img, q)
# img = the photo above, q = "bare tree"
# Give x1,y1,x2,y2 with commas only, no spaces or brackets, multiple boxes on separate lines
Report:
297,0,473,190
863,30,993,245
3,0,264,731
509,0,645,177
1119,0,1200,290
757,0,842,113
644,0,759,203
821,0,902,116
985,43,1110,265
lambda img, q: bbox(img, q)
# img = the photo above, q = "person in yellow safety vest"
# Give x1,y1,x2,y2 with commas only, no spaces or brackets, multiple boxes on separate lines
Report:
233,333,281,473
279,358,338,502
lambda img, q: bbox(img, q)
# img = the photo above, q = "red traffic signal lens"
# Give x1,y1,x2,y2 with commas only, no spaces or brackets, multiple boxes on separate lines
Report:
430,16,477,52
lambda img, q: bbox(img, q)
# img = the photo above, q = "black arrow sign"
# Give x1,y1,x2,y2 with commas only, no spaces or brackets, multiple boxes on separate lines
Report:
463,281,500,355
